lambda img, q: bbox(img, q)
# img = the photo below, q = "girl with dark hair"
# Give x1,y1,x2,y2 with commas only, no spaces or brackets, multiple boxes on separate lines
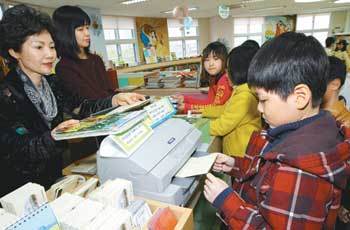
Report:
174,41,232,113
53,5,115,100
0,4,144,196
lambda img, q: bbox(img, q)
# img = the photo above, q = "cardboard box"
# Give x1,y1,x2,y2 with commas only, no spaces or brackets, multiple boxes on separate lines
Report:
143,198,193,230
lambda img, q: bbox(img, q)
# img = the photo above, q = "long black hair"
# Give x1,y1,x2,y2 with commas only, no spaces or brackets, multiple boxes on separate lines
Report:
52,5,91,60
200,41,228,87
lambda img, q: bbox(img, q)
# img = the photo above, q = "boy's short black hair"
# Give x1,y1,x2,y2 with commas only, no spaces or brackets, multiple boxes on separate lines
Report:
328,56,346,88
241,40,260,50
52,5,91,60
0,4,54,67
227,45,258,86
248,32,329,107
325,37,335,48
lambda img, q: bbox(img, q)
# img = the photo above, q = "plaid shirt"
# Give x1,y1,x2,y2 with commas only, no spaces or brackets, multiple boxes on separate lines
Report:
217,120,350,229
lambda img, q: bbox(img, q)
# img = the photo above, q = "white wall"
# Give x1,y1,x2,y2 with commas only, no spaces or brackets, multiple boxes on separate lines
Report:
209,16,233,51
329,10,347,34
198,18,210,52
79,6,109,64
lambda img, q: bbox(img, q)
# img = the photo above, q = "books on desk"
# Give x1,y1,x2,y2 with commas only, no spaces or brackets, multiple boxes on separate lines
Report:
52,110,148,140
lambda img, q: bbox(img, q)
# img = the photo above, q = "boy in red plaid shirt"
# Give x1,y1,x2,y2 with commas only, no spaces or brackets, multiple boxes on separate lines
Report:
204,32,350,229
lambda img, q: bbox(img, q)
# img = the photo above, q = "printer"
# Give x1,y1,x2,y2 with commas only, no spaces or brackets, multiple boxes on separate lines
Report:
97,118,202,206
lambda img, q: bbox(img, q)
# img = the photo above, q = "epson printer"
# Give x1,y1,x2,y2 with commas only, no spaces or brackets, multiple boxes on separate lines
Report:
97,118,203,206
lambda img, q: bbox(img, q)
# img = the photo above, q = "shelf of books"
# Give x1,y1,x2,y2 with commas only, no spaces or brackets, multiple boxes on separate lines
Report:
115,57,203,92
117,57,201,74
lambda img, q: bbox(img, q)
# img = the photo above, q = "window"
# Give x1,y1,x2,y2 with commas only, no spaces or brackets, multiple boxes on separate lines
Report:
296,13,330,46
102,16,137,65
167,19,199,58
233,17,264,47
0,4,4,20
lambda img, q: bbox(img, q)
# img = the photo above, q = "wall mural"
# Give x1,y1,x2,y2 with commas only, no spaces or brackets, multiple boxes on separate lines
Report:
135,17,170,63
264,15,296,41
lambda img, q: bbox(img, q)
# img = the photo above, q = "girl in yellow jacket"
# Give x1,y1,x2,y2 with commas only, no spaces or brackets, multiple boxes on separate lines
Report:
202,45,261,157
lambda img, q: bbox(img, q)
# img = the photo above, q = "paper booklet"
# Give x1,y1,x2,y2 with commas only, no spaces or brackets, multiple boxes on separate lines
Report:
175,153,218,178
143,97,176,128
6,203,59,230
52,110,147,140
99,97,176,157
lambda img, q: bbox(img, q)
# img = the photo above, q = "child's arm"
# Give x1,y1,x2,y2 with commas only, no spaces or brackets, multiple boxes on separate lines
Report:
206,165,339,229
209,91,257,136
201,104,226,118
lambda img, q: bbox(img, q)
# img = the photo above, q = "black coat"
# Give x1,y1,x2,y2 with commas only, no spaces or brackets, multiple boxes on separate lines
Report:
0,69,112,196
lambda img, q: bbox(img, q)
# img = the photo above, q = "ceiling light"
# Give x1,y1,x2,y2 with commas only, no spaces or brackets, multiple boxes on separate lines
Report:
162,7,198,14
334,0,350,3
294,0,323,2
121,0,148,5
253,6,285,12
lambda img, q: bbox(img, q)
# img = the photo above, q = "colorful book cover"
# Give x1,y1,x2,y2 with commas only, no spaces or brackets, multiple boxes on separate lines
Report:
52,110,147,140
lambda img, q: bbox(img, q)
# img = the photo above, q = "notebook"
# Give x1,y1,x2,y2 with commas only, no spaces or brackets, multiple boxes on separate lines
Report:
6,203,59,230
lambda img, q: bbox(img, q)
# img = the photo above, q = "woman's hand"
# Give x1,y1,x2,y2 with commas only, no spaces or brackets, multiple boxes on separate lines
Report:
212,153,235,173
204,173,229,204
51,119,80,138
112,93,145,106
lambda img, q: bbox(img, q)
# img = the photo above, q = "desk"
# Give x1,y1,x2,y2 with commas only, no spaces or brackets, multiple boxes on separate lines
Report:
62,118,222,229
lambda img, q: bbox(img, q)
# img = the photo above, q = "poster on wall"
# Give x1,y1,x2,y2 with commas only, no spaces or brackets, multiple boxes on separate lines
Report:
264,15,296,41
135,17,170,63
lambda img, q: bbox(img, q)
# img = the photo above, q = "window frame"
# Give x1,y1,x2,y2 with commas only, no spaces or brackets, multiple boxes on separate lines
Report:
233,17,264,48
168,19,200,58
102,17,139,65
296,13,330,46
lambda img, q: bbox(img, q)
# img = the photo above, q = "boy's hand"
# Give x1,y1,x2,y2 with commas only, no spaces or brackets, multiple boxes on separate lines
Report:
112,93,145,106
212,153,235,173
204,173,229,204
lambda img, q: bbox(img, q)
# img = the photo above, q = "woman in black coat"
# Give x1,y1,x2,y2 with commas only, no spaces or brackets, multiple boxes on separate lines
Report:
0,4,144,196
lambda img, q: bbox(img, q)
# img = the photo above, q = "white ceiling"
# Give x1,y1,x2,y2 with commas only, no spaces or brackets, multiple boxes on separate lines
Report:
13,0,350,18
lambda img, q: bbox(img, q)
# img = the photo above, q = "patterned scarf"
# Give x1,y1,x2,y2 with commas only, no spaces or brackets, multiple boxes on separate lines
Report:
17,67,58,128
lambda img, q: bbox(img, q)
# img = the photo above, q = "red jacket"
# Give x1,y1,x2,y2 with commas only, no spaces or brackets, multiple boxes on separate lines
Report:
183,73,232,113
217,112,350,229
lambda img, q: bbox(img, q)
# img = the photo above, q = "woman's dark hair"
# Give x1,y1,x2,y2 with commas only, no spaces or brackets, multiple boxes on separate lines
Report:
241,40,260,50
336,40,348,52
200,41,228,87
0,4,54,68
227,45,258,86
248,32,329,107
52,5,91,60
